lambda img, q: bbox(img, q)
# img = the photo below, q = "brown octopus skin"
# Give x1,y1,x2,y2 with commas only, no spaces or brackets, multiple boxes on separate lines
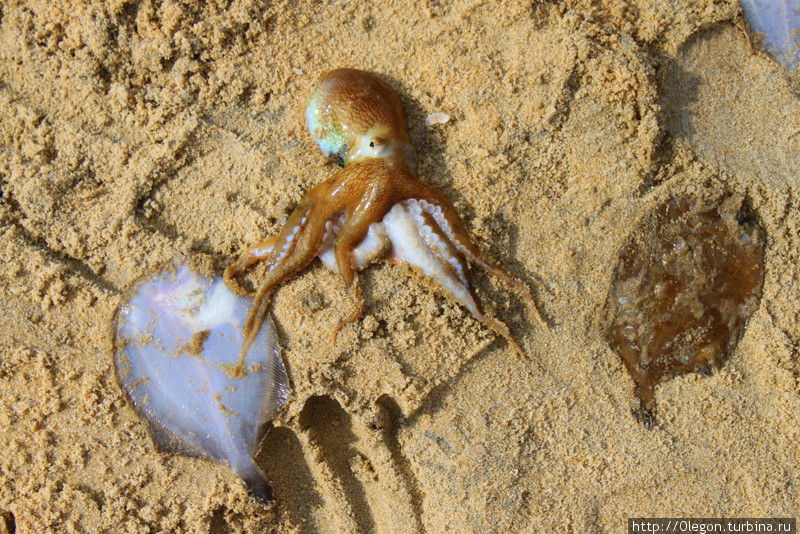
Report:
225,69,535,373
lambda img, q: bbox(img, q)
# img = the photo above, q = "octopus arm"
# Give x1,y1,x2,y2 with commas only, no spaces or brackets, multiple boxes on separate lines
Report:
320,220,390,272
383,201,479,315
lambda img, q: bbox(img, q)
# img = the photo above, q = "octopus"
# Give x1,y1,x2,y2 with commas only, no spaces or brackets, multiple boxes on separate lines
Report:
225,68,537,374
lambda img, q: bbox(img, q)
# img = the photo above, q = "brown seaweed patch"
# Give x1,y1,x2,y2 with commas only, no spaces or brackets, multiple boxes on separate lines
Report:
605,196,765,425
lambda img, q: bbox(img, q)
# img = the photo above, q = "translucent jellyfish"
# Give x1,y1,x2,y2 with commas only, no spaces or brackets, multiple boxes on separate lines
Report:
741,0,800,69
114,261,289,501
605,197,765,426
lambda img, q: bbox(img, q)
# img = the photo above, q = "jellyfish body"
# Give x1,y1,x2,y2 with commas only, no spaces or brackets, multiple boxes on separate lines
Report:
741,0,800,69
115,261,289,501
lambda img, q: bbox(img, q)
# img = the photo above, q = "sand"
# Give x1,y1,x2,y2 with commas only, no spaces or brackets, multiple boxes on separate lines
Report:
0,0,798,532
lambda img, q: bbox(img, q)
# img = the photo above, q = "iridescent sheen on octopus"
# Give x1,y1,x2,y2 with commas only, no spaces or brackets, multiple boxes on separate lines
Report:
225,68,537,374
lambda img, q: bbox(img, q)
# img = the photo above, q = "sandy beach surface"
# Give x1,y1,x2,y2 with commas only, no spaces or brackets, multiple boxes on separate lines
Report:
1,0,798,532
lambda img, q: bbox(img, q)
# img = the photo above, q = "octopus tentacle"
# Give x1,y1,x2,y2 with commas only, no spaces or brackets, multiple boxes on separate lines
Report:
333,190,394,285
407,201,469,286
401,199,524,354
232,198,329,376
224,197,314,287
331,278,364,340
477,312,523,355
223,236,278,297
330,185,395,335
413,192,544,325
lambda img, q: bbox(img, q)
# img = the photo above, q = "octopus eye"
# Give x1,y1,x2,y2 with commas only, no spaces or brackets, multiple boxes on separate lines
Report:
369,141,375,148
370,137,385,149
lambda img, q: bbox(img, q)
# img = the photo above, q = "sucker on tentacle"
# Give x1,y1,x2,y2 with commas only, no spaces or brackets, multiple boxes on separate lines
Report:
225,68,539,374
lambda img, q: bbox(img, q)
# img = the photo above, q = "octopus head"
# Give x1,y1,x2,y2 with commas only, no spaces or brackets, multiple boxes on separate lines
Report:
306,68,416,170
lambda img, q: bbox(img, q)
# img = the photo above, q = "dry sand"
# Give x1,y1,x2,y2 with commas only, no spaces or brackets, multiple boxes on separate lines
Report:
1,0,799,532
